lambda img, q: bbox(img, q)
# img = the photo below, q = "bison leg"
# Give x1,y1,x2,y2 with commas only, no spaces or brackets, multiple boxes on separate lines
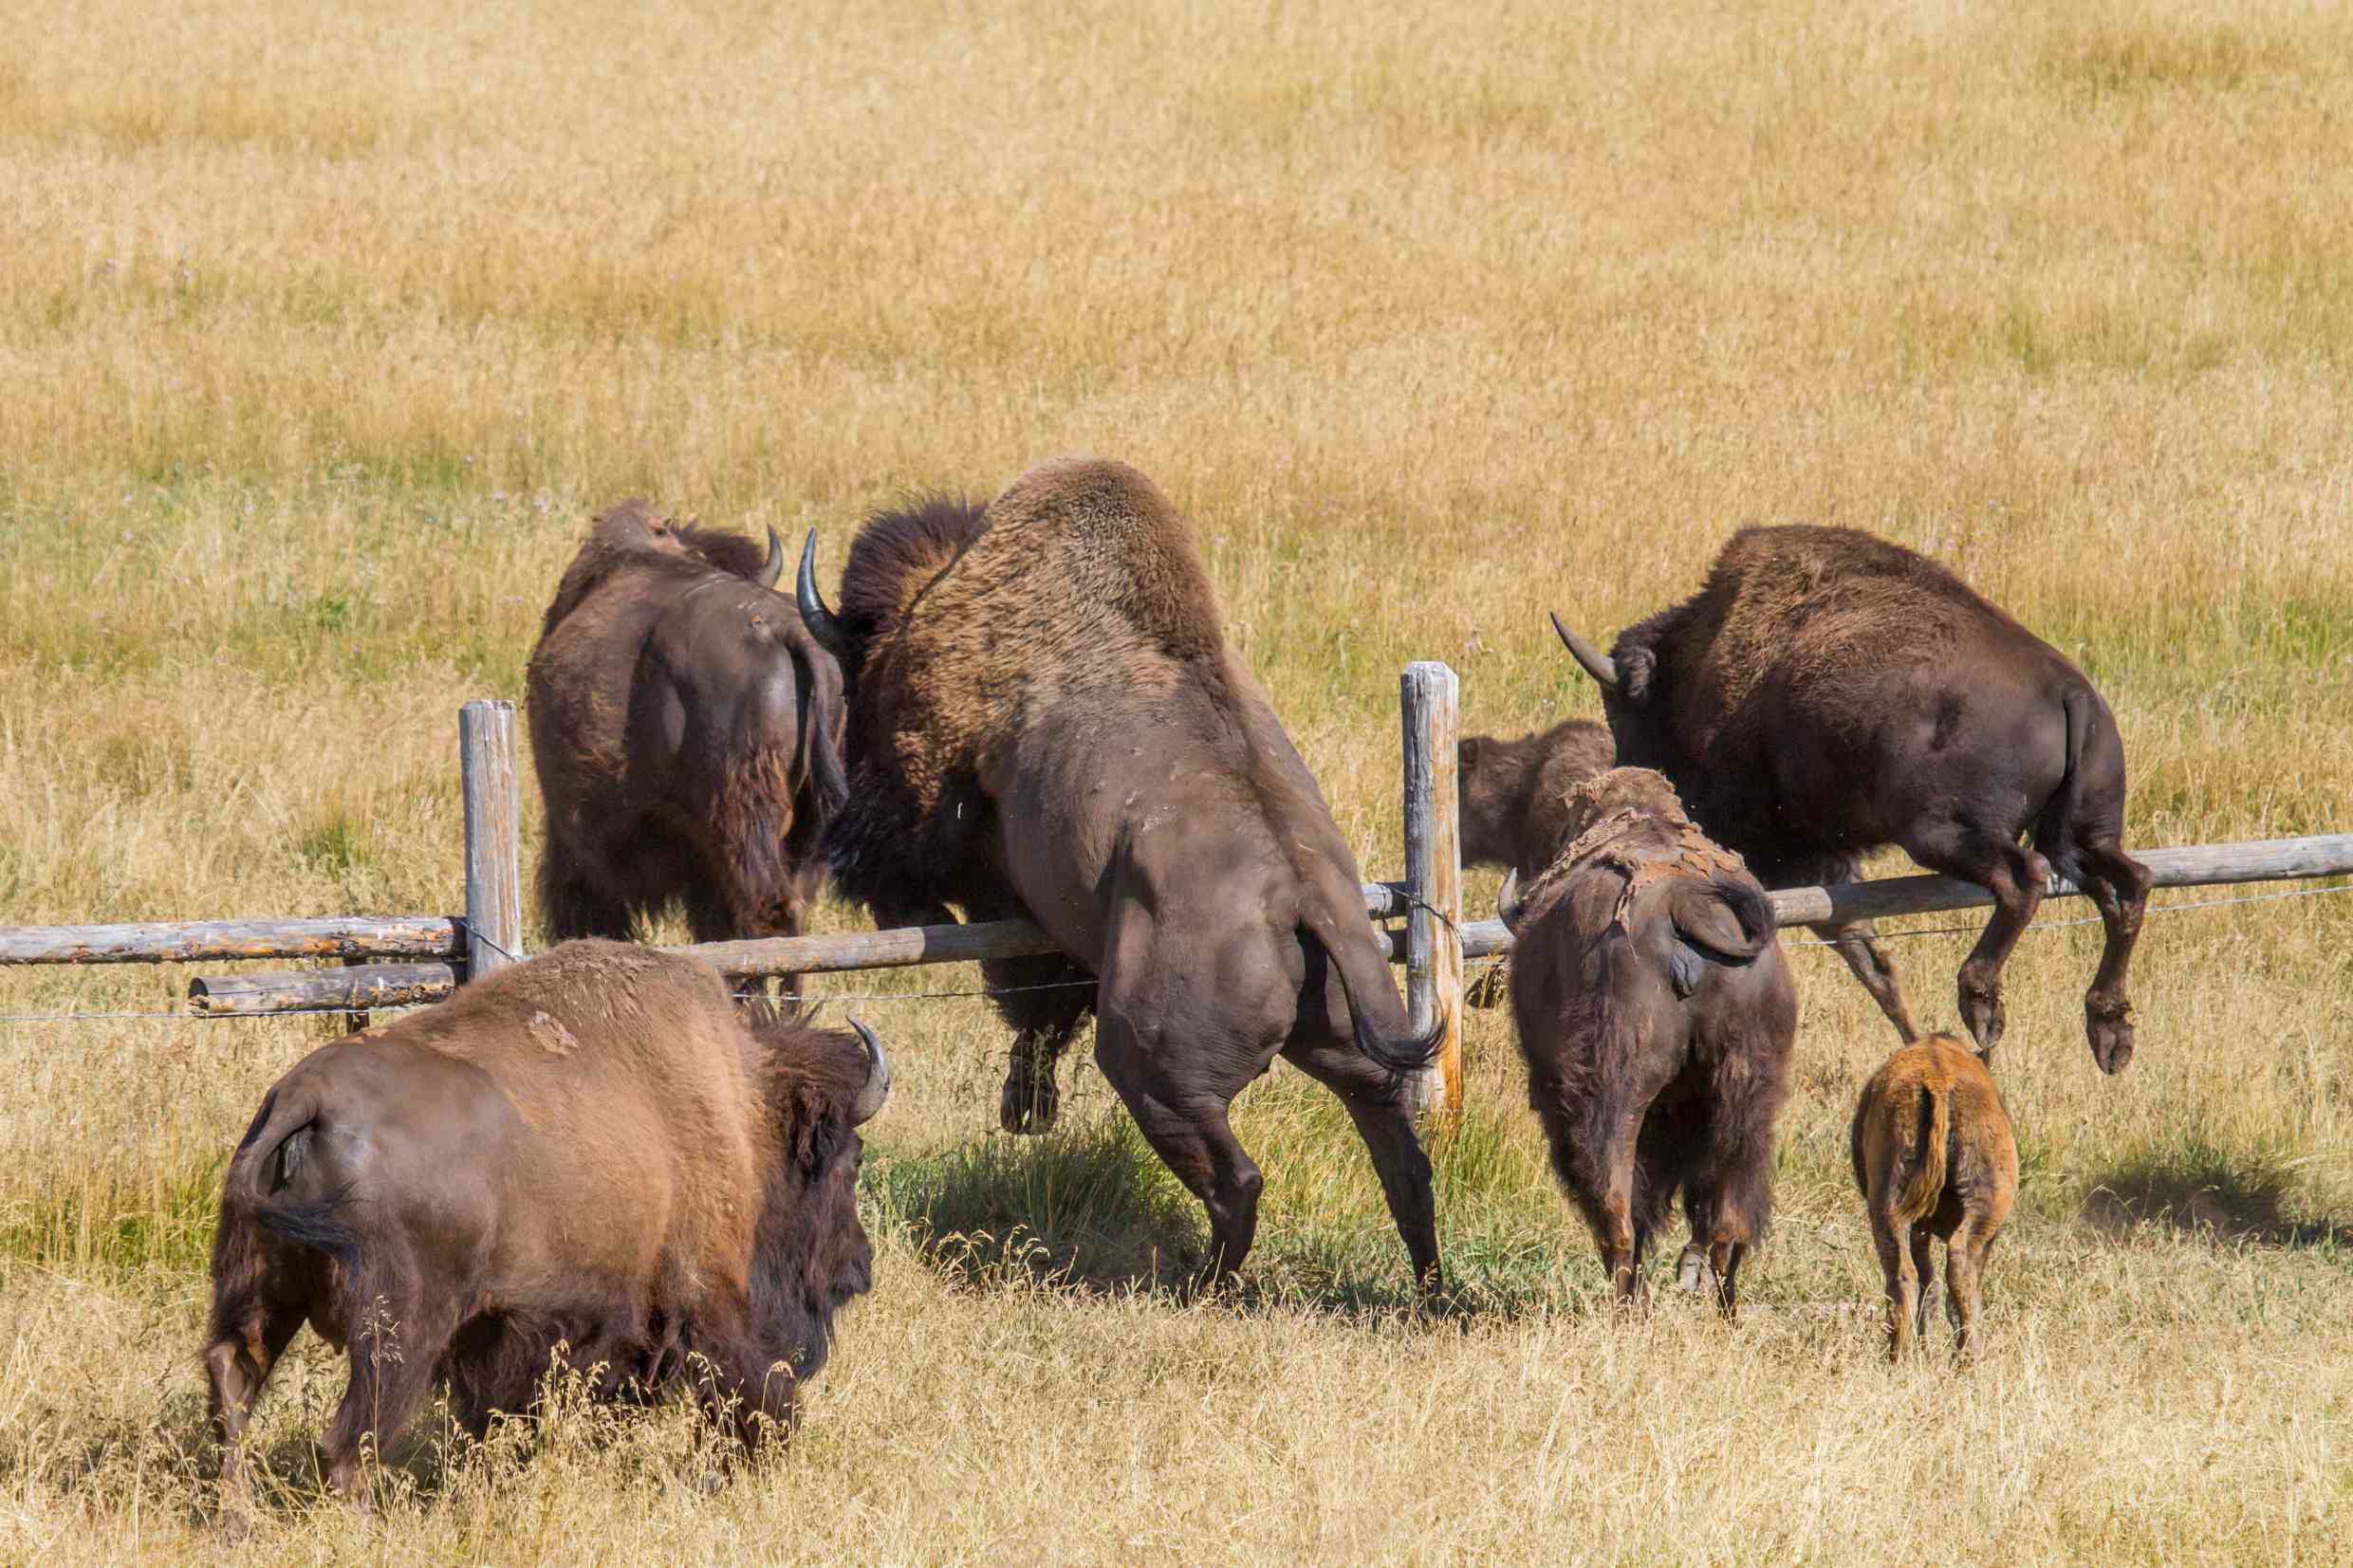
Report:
1871,1210,1918,1362
1094,1027,1265,1289
1944,1217,1999,1360
1914,829,2049,1059
1285,1038,1442,1294
988,952,1094,1135
1909,1226,1937,1344
204,1301,306,1528
320,1293,455,1501
539,858,636,944
2076,838,2153,1075
1820,921,1922,1043
685,1301,798,1462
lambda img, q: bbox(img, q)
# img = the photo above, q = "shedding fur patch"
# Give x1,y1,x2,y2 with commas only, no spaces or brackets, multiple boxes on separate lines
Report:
1515,769,1751,932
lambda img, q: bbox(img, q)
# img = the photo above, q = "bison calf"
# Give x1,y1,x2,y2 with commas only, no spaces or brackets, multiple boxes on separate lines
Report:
1458,718,1615,875
203,941,887,1515
1850,1033,2017,1360
1498,767,1796,1313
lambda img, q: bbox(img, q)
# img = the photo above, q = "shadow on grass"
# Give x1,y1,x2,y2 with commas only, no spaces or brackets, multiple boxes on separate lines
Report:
866,1106,1609,1322
2081,1139,2345,1249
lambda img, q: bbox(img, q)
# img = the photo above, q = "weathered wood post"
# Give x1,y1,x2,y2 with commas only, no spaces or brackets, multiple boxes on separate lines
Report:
459,699,525,981
1399,661,1464,1117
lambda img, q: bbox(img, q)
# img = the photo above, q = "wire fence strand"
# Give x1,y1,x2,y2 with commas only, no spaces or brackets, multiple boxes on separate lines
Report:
2,877,2347,1029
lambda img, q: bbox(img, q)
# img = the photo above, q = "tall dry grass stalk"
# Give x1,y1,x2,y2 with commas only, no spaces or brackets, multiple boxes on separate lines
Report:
3,0,2350,1559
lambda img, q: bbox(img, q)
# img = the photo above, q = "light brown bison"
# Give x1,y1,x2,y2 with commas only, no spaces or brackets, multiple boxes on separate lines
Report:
795,457,1443,1289
1850,1033,2018,1360
527,500,848,980
1458,718,1616,874
1551,525,2152,1072
1497,767,1796,1313
203,940,887,1513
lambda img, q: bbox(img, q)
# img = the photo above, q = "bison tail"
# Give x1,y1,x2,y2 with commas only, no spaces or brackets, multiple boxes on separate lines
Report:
216,1086,366,1278
1310,913,1443,1077
1891,1079,1951,1225
2031,686,2094,887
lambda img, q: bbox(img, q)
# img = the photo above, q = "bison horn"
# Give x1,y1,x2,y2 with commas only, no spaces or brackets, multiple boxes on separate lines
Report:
1550,613,1620,692
757,526,786,590
847,1016,890,1125
1496,868,1527,934
796,530,852,658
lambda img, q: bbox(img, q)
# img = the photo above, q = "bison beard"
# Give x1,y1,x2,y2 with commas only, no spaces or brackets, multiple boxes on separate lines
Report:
1551,524,2153,1074
526,501,848,987
798,457,1444,1290
201,942,885,1517
1499,769,1797,1314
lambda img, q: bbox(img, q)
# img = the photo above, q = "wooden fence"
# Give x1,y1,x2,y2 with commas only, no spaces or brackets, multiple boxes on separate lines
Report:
7,678,2353,1119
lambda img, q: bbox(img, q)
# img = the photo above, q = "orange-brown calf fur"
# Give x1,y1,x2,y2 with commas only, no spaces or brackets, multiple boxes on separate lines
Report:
1849,1033,2018,1360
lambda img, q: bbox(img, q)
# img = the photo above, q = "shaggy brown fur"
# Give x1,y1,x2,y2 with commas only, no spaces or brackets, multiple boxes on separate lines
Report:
1850,1033,2018,1360
1502,768,1796,1315
804,458,1442,1288
528,501,846,980
1556,524,2152,1074
202,941,885,1517
1458,719,1615,876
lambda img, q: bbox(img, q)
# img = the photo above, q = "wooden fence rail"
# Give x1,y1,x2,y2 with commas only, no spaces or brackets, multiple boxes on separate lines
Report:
5,677,2348,1127
1454,833,2353,960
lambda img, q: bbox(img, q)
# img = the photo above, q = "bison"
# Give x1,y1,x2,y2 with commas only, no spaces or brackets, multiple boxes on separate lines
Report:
203,940,887,1515
1850,1032,2018,1360
1459,718,1615,875
1550,525,2152,1073
1496,767,1796,1313
794,457,1444,1289
527,500,849,983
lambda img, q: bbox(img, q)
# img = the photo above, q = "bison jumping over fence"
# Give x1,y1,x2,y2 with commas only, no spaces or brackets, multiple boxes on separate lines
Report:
1496,767,1796,1314
203,940,888,1515
1551,525,2153,1073
795,457,1444,1290
527,501,848,981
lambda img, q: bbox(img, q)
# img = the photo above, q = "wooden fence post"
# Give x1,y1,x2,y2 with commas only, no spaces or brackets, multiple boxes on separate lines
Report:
1399,661,1464,1117
460,700,524,981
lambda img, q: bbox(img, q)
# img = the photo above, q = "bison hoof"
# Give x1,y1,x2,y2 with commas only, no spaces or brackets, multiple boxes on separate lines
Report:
1676,1244,1715,1294
999,1058,1060,1134
2087,999,2135,1075
1957,986,2006,1058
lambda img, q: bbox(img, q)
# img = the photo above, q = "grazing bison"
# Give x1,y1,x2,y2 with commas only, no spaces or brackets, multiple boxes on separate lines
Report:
527,500,849,977
795,457,1444,1288
1458,718,1615,874
1550,525,2152,1072
1496,767,1796,1313
204,940,887,1513
1851,1032,2017,1360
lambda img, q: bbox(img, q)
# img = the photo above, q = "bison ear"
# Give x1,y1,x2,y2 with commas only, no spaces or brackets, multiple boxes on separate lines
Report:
1458,737,1483,772
1618,646,1658,702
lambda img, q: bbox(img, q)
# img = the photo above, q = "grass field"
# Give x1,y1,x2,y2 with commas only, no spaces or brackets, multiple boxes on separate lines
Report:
4,0,2352,1559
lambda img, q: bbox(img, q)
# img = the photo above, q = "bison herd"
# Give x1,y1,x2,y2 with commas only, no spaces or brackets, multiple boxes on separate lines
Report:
206,455,2140,1511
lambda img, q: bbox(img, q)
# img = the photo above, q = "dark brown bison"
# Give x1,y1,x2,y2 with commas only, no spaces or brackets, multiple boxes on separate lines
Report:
1550,525,2152,1073
794,457,1443,1289
204,940,887,1514
1851,1032,2017,1360
527,500,848,978
1496,767,1795,1314
1458,718,1615,874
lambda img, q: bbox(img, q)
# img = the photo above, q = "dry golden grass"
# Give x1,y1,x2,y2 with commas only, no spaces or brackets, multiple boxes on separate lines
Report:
4,0,2352,1559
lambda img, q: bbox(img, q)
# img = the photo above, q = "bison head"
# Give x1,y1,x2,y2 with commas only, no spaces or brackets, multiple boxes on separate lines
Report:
751,1014,890,1379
